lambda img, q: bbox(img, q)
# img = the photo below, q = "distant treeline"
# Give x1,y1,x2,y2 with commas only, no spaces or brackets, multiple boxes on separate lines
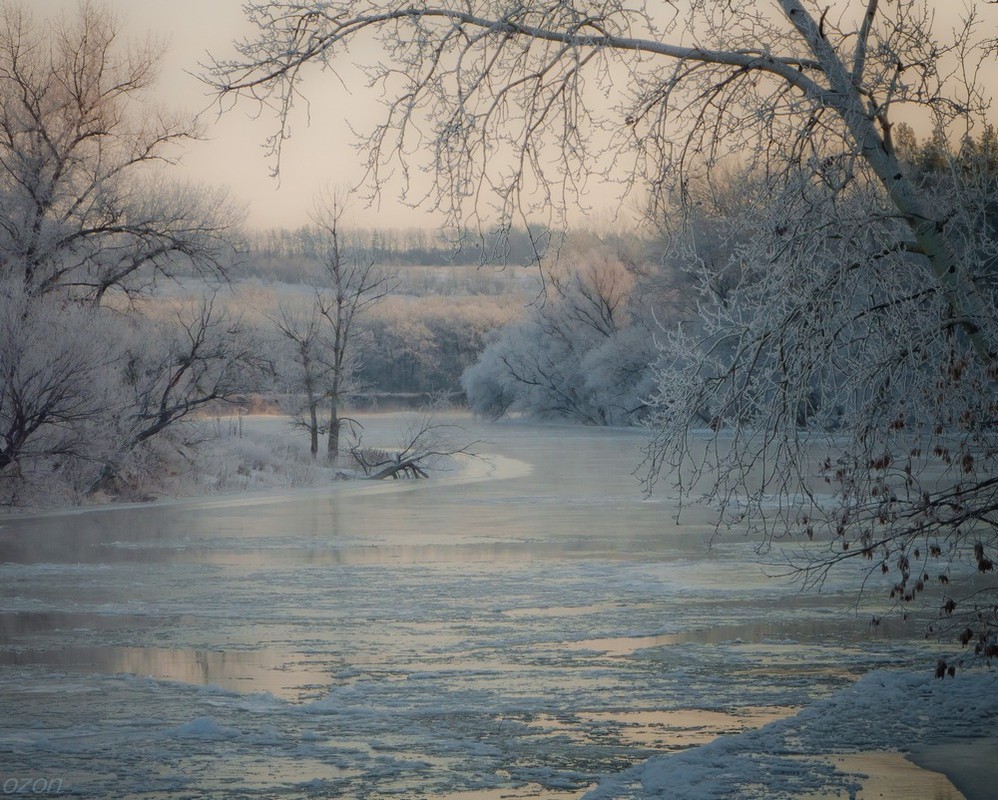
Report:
243,224,552,272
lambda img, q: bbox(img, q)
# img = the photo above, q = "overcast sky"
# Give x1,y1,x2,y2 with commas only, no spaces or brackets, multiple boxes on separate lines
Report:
27,1,998,233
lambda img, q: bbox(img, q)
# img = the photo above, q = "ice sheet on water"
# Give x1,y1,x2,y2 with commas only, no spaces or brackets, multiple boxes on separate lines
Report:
586,668,998,799
167,716,240,740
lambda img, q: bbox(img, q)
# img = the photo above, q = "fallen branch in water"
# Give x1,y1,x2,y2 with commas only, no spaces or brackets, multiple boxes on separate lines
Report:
349,414,484,480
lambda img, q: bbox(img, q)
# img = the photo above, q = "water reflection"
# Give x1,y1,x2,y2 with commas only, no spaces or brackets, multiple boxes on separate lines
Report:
0,645,329,701
530,707,798,749
0,611,185,642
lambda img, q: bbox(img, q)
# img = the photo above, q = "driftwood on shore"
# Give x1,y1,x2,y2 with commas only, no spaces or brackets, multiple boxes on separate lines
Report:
349,415,482,481
367,460,429,480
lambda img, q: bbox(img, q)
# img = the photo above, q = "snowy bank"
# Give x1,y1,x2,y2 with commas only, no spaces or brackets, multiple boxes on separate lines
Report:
586,669,998,799
1,413,514,517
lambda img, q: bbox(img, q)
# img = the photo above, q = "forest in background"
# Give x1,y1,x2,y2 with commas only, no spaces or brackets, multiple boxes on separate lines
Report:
223,221,677,415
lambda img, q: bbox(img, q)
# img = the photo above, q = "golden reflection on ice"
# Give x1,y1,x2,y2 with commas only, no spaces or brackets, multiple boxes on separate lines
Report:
805,752,964,800
0,646,330,701
528,706,799,750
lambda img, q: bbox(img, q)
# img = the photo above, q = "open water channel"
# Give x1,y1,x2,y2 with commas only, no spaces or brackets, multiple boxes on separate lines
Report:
0,415,963,798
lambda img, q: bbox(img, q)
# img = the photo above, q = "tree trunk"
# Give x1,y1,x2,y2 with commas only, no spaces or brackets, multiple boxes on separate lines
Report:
327,398,340,462
308,400,319,457
85,462,118,497
780,0,996,364
368,460,428,480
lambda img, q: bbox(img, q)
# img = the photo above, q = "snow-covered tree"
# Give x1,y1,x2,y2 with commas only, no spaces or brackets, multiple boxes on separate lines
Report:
0,2,250,503
302,190,399,461
124,296,264,446
462,242,663,424
315,192,399,460
0,288,121,501
0,2,240,302
85,292,267,495
273,302,328,457
646,132,998,660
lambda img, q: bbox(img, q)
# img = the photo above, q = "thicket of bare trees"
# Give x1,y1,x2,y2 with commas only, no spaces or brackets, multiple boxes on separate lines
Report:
208,1,998,656
272,191,399,461
0,2,253,504
358,292,524,397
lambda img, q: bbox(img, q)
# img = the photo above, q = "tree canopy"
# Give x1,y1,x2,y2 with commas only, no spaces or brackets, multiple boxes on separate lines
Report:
0,1,240,302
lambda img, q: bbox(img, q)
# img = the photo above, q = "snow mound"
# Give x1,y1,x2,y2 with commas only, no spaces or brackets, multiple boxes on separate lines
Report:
587,669,998,799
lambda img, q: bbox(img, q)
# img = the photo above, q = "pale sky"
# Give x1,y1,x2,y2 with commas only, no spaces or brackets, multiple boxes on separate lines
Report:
26,1,998,233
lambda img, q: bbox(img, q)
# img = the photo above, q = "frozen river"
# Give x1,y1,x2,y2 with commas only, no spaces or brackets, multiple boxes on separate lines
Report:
0,415,977,798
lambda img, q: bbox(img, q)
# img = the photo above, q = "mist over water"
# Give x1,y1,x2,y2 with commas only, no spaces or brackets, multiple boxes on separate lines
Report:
0,415,951,798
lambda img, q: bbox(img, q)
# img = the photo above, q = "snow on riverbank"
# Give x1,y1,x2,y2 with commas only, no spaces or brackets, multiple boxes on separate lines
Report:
1,413,497,517
586,668,998,799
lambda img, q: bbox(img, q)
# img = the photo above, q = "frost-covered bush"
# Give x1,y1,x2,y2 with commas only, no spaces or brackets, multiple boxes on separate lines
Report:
183,429,321,493
462,242,674,425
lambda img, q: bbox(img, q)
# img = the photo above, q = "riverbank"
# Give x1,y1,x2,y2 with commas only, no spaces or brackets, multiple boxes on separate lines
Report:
0,412,485,517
